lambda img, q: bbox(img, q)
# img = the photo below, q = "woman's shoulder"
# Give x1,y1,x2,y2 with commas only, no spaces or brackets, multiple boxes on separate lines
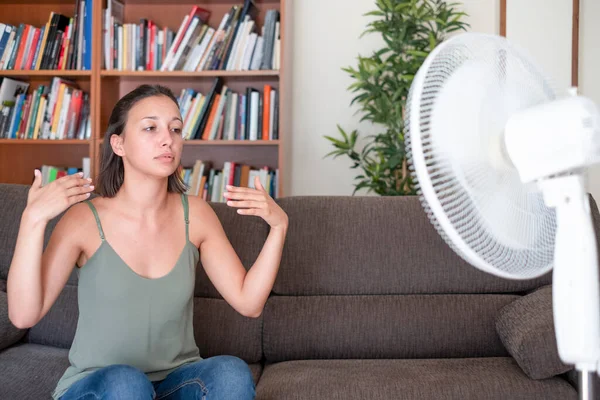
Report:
185,193,211,213
51,197,99,241
185,194,223,244
61,196,102,221
186,193,225,221
62,198,96,221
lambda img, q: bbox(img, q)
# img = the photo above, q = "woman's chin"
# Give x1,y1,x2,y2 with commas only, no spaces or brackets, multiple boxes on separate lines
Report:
151,163,180,178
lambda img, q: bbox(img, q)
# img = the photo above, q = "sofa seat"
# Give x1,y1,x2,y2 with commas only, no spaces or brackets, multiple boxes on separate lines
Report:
255,358,577,400
0,343,263,399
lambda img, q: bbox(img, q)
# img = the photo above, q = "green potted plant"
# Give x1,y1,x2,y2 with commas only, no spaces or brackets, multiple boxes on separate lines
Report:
324,0,469,195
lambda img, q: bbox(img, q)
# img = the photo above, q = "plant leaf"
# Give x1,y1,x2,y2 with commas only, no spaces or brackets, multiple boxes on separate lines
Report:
326,0,466,195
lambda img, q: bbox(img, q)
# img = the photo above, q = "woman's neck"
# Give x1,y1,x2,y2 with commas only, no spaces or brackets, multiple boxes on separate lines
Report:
113,175,171,218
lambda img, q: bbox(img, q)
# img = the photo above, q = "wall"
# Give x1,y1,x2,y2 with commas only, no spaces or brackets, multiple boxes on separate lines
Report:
580,0,600,201
288,0,600,199
288,0,500,196
506,0,572,90
288,0,384,196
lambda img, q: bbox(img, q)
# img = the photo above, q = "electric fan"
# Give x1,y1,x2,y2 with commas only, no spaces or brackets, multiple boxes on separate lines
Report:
405,32,600,400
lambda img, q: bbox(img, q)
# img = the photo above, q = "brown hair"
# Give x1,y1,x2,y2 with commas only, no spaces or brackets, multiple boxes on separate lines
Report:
95,84,187,197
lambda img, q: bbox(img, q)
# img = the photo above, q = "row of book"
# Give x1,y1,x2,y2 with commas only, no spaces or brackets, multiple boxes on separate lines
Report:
103,0,280,72
179,78,278,141
0,2,92,71
182,161,278,201
39,158,91,186
38,159,276,200
0,76,275,142
0,77,91,140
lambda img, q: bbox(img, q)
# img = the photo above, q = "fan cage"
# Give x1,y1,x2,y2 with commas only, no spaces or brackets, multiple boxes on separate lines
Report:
405,33,557,279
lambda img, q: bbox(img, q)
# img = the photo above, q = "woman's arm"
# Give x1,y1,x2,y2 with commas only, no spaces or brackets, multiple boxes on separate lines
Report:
7,171,93,328
237,224,287,317
191,177,288,318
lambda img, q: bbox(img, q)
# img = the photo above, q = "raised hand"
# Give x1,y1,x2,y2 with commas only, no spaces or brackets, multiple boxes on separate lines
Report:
25,169,95,224
223,175,288,230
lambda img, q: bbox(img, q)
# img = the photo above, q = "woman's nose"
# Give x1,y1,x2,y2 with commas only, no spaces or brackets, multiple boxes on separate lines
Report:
159,127,173,146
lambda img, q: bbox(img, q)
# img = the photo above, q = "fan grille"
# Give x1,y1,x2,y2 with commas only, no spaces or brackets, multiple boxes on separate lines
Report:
406,33,557,279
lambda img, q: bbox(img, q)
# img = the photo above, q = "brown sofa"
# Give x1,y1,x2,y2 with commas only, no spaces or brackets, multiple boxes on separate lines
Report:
0,182,595,399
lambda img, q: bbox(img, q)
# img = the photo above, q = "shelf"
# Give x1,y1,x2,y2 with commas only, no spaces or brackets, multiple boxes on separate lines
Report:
0,0,287,196
0,139,91,145
100,70,279,78
0,0,76,5
99,139,279,146
0,70,92,78
118,0,280,4
184,140,280,146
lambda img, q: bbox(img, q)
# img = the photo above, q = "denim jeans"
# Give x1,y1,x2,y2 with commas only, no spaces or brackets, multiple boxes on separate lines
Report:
59,355,256,399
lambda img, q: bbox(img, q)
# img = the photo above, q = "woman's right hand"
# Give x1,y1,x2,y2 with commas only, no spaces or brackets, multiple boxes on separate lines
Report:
24,169,95,224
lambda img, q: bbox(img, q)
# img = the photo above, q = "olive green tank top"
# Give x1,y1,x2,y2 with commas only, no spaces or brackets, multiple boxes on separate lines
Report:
52,194,201,400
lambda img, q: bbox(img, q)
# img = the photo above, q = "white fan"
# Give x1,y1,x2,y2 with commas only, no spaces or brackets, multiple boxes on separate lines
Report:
406,32,600,400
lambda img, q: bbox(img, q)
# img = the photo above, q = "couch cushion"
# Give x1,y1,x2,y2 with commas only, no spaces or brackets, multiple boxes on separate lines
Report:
0,287,27,351
0,184,269,295
195,202,269,298
274,196,556,296
0,184,78,285
263,294,517,362
25,284,78,349
0,184,28,282
0,343,262,400
0,343,70,400
256,358,576,400
193,298,263,364
496,285,572,379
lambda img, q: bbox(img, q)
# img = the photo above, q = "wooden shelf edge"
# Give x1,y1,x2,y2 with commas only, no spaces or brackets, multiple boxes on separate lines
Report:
100,70,280,78
0,139,91,145
0,70,92,77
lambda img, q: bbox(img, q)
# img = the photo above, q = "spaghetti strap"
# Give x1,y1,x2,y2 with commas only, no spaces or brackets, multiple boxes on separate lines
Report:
181,194,189,241
85,200,105,241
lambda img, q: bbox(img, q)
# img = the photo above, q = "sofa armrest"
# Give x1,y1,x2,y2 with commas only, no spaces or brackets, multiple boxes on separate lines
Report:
0,281,27,351
495,285,573,379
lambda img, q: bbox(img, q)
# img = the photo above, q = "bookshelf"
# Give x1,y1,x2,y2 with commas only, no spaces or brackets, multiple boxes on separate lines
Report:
0,0,290,199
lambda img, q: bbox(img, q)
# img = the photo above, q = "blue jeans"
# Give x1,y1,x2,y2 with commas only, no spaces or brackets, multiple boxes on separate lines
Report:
59,355,256,399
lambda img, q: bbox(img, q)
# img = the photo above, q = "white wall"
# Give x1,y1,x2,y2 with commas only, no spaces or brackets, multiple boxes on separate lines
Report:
580,0,600,201
288,0,600,198
288,0,384,196
461,0,499,34
506,0,572,91
288,0,500,196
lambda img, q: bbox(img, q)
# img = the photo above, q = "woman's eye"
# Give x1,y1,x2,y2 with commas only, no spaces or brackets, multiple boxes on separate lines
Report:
172,127,182,135
144,126,156,131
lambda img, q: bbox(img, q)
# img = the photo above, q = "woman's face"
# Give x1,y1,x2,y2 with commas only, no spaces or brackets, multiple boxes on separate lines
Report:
113,95,184,179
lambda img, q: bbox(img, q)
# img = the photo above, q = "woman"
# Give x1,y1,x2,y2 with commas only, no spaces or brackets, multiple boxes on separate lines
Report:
6,84,288,399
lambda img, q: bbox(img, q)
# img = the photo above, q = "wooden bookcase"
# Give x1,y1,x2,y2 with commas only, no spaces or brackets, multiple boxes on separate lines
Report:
0,0,290,198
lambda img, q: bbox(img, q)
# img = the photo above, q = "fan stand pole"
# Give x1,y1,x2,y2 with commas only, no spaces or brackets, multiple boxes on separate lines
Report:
540,175,600,400
579,368,594,400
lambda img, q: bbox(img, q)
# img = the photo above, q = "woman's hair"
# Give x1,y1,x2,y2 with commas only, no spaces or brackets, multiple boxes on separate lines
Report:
95,84,187,197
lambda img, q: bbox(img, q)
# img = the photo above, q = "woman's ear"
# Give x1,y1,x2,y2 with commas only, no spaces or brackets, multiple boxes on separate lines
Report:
110,134,125,157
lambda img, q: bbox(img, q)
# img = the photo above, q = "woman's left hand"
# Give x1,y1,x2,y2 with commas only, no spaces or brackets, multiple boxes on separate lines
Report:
224,176,289,230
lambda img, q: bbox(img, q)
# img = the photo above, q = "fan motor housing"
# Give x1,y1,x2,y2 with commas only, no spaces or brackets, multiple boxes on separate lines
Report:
504,95,600,183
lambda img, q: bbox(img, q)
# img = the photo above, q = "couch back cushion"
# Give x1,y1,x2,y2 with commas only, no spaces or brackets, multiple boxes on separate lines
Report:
261,195,599,361
0,184,78,285
273,196,556,296
194,202,269,298
0,184,264,363
0,184,26,282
